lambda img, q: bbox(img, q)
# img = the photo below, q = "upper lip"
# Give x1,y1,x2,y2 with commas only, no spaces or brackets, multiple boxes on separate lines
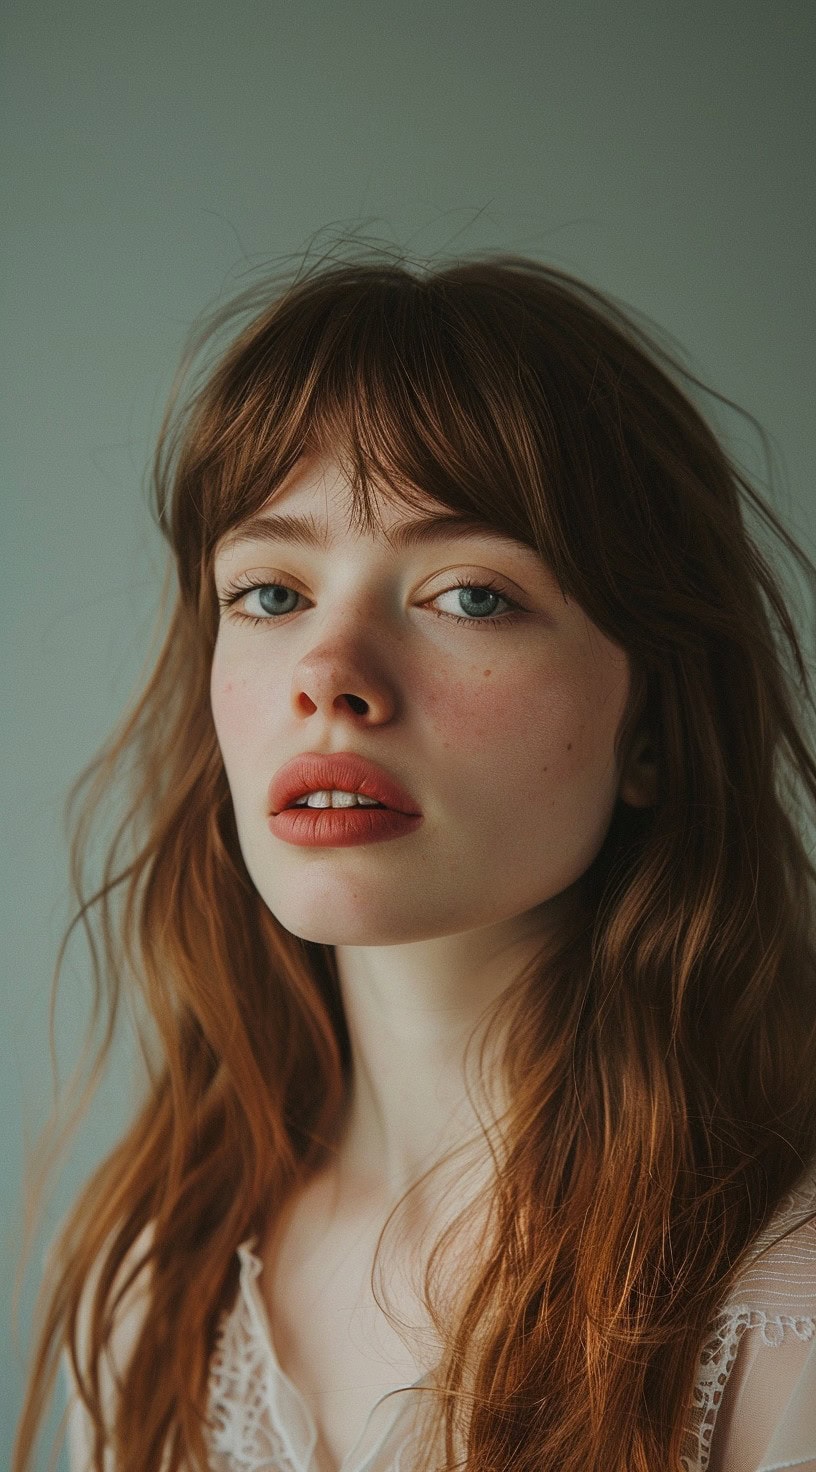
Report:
268,751,422,816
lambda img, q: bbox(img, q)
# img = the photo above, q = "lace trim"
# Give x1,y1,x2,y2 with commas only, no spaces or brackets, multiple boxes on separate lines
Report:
204,1243,423,1472
206,1299,303,1472
681,1307,816,1472
679,1161,816,1472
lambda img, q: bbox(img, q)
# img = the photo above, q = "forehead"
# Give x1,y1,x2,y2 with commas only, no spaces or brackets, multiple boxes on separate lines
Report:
213,456,543,561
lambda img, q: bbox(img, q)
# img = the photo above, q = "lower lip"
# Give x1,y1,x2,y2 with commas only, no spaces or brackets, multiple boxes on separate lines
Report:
268,806,424,847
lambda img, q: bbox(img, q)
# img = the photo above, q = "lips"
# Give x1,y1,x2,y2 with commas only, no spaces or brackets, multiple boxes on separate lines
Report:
267,751,421,817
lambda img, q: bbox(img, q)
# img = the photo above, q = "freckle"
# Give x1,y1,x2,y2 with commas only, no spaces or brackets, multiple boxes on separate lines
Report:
567,742,572,750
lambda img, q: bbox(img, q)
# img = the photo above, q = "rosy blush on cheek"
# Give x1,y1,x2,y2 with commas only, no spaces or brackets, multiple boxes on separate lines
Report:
421,667,559,807
210,658,264,762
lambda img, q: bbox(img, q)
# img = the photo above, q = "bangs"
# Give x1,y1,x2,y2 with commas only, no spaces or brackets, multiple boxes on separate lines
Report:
197,266,568,564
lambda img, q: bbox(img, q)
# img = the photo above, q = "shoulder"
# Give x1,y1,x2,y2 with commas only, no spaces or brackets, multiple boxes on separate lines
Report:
697,1163,816,1472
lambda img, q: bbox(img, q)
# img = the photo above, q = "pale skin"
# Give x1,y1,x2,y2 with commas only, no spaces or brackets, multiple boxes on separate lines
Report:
209,452,657,1464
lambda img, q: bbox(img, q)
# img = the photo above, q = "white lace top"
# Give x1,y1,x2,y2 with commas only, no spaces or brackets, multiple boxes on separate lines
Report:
62,1166,816,1472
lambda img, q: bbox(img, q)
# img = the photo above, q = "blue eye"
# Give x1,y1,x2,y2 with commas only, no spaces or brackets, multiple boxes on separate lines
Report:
216,575,523,629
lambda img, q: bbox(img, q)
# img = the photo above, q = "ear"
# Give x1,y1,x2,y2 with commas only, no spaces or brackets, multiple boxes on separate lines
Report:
618,728,659,808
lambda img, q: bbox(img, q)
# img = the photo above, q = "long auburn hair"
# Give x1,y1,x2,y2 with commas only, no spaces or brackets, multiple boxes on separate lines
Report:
14,244,816,1472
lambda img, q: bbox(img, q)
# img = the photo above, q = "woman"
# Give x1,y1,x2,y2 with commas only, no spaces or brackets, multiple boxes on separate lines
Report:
14,250,816,1471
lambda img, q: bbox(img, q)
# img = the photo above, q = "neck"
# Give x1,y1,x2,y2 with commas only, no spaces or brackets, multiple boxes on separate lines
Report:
328,908,556,1201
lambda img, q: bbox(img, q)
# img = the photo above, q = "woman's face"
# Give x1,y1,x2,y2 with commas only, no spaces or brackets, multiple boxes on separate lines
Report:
210,454,641,947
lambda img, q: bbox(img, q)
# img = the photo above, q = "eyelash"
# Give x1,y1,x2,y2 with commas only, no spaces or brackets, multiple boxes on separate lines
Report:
217,574,523,630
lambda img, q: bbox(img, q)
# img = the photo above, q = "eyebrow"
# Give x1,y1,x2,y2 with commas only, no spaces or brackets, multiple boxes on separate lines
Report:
215,510,537,558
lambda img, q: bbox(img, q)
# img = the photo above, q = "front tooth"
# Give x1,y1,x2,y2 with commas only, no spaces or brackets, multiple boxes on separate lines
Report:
331,790,363,808
304,790,332,808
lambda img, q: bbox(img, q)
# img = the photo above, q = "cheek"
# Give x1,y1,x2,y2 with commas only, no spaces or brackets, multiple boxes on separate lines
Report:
424,658,591,784
436,658,625,891
209,646,263,755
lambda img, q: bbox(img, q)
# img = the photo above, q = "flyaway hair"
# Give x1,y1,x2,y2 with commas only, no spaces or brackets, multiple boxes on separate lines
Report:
13,241,816,1472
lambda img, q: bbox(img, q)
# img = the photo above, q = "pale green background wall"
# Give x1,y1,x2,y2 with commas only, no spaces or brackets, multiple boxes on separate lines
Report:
3,0,815,1463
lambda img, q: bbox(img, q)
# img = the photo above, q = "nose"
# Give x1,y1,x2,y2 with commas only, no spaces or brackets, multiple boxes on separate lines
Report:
292,650,398,725
289,576,406,724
